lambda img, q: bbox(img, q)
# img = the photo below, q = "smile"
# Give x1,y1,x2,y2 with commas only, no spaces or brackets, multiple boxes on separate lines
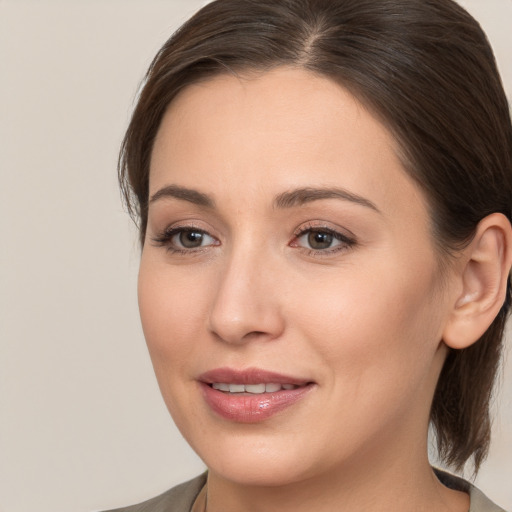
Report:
199,368,315,423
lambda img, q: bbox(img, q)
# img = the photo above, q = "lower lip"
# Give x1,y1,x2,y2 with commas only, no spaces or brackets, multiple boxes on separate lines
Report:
200,382,315,423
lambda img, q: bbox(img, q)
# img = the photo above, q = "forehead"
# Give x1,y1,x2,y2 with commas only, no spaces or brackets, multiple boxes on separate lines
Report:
150,67,426,219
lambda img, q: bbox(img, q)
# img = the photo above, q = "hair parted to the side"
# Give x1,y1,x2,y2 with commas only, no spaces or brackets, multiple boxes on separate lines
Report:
119,0,512,472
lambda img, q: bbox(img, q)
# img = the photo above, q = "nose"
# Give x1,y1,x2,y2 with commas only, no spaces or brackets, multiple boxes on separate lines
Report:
208,248,285,345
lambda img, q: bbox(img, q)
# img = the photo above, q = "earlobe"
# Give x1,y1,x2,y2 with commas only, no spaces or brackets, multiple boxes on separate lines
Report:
443,213,512,350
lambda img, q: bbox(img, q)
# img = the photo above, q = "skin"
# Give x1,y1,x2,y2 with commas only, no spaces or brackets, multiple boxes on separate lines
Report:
139,68,472,512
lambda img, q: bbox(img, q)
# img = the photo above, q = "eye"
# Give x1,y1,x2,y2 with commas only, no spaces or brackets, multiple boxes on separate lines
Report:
291,225,356,254
174,229,214,249
301,230,339,250
151,226,218,253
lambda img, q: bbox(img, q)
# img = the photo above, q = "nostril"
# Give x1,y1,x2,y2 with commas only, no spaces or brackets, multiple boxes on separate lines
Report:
243,331,267,338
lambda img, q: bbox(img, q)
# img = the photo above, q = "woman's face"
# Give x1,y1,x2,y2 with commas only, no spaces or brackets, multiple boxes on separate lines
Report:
139,68,453,486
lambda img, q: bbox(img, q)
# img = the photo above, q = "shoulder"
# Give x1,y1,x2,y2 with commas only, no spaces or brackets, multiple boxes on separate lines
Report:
434,468,508,512
100,473,207,512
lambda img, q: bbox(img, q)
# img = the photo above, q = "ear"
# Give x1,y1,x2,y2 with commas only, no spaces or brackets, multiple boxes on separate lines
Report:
442,213,512,350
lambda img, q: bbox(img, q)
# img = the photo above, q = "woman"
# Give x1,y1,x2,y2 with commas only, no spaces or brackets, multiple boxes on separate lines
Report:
106,0,512,510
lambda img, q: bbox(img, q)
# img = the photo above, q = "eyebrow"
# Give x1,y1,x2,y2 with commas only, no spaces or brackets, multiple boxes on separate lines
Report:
273,187,380,212
149,184,379,213
149,184,215,208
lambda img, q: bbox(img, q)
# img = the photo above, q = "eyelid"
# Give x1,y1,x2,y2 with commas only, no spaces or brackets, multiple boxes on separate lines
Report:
292,221,356,242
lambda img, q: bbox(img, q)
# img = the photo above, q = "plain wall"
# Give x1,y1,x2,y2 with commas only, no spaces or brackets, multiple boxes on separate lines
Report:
1,1,511,511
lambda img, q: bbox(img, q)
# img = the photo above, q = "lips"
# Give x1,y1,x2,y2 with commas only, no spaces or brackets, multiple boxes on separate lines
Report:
199,367,315,423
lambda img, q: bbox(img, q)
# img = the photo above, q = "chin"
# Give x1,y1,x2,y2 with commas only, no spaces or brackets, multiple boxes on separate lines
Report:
207,454,311,487
184,426,328,488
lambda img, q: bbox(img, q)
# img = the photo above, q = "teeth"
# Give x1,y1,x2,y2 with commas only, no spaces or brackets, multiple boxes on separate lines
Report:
245,384,266,394
211,383,298,394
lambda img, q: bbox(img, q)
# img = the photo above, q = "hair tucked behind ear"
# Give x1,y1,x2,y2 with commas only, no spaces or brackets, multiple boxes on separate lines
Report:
119,0,512,472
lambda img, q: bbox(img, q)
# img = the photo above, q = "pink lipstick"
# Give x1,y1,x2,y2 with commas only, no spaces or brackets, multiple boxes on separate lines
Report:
199,367,315,423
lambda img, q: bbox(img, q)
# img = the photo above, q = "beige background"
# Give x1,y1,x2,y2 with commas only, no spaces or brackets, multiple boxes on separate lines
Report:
1,1,511,511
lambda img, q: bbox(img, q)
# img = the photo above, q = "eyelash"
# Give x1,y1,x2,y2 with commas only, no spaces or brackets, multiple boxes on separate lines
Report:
151,223,357,256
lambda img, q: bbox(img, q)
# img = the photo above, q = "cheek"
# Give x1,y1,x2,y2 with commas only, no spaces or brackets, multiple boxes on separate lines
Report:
292,255,445,385
137,256,210,374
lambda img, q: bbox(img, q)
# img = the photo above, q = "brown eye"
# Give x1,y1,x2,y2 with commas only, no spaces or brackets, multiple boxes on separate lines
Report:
178,230,206,248
307,230,334,250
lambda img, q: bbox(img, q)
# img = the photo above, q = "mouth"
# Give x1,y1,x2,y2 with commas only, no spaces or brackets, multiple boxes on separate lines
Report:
199,367,315,423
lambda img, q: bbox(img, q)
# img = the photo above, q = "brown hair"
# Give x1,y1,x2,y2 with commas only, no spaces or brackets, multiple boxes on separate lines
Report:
119,0,512,472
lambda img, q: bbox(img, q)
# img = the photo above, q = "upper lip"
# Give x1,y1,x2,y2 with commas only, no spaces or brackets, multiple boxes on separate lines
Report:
199,367,312,386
